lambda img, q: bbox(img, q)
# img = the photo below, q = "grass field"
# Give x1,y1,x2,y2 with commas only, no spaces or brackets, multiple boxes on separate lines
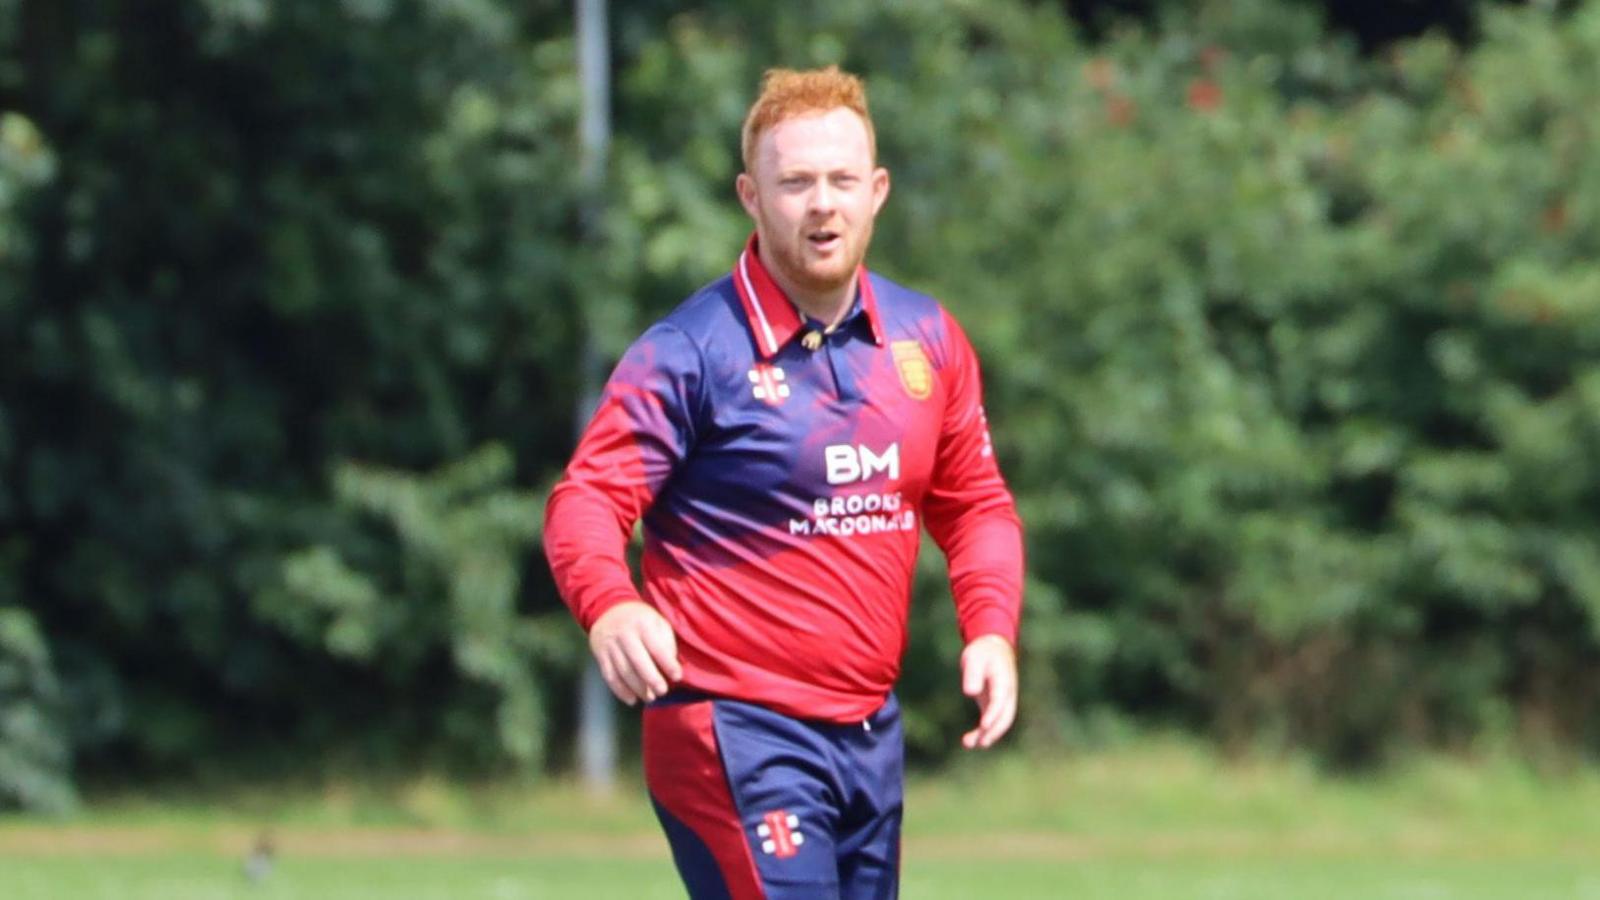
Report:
6,739,1600,898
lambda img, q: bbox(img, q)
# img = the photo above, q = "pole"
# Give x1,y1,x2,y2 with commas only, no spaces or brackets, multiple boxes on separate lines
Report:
574,0,616,795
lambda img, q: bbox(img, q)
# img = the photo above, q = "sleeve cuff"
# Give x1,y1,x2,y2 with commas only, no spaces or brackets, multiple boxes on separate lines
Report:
578,588,642,632
959,607,1019,647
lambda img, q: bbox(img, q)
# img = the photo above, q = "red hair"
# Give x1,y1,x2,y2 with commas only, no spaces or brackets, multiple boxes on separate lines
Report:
741,66,876,172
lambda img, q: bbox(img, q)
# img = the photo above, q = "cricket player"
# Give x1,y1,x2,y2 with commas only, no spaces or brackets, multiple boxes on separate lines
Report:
543,65,1024,899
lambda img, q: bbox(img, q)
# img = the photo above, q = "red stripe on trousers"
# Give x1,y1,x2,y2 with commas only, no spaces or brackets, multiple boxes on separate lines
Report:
644,702,765,899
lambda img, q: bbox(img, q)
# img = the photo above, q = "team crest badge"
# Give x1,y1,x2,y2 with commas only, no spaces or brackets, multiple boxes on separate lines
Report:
748,364,790,406
891,340,933,400
757,810,804,858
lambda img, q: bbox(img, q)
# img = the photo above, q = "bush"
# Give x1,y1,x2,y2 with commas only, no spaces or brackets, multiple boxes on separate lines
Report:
7,1,1600,803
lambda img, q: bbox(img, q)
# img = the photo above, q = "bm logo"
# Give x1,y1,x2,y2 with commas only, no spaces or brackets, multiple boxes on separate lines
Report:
825,443,900,485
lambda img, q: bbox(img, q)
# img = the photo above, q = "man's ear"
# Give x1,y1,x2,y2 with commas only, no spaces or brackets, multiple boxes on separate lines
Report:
736,171,759,219
871,166,891,215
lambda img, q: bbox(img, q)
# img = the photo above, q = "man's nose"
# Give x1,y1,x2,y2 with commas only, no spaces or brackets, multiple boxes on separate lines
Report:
807,181,836,216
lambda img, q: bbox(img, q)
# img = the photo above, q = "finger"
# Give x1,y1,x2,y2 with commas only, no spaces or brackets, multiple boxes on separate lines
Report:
608,641,653,703
604,634,656,698
597,647,639,705
962,653,985,697
608,645,647,705
976,673,1017,749
985,694,1018,748
619,632,670,700
962,682,990,750
978,669,1006,732
641,616,683,683
976,712,1013,748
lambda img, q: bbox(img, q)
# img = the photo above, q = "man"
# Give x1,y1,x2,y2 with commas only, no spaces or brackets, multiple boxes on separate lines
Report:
543,66,1024,899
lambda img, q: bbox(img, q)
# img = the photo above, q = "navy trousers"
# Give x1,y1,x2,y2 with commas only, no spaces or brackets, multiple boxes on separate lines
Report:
643,692,904,900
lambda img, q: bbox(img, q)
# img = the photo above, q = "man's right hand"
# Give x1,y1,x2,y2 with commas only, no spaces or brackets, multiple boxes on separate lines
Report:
588,601,683,705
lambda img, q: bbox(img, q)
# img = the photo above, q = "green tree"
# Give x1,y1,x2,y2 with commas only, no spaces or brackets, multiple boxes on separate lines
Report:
7,0,1600,809
6,0,592,787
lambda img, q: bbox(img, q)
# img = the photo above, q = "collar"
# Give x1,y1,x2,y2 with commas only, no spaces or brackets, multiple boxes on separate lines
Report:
732,233,885,359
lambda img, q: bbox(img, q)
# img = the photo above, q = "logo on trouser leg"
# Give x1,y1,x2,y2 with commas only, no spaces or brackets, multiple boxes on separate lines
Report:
757,810,803,858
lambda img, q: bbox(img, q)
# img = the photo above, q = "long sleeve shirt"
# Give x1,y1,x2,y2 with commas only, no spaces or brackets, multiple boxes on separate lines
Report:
543,236,1024,722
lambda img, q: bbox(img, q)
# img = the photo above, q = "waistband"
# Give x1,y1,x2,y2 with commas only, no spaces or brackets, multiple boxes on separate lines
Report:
647,688,898,730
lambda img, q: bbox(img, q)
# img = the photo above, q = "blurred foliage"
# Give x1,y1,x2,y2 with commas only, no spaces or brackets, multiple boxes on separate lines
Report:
4,0,1600,808
2,92,72,810
266,444,575,767
3,0,590,802
0,606,75,813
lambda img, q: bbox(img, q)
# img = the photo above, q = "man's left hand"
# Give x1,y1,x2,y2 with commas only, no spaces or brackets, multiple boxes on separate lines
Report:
960,634,1017,750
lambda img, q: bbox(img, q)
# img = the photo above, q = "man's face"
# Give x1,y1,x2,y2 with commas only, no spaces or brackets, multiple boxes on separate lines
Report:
737,108,890,303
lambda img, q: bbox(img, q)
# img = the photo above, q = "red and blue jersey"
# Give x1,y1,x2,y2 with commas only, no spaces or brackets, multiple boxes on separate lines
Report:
543,236,1024,722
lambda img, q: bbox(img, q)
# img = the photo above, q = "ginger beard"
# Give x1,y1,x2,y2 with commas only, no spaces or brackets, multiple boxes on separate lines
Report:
758,197,874,297
738,108,890,314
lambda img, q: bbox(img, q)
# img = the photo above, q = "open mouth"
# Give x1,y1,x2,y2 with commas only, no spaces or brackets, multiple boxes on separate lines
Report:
808,230,841,252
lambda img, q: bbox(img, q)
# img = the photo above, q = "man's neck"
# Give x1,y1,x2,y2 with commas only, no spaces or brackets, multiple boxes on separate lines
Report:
786,283,855,328
758,254,856,327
